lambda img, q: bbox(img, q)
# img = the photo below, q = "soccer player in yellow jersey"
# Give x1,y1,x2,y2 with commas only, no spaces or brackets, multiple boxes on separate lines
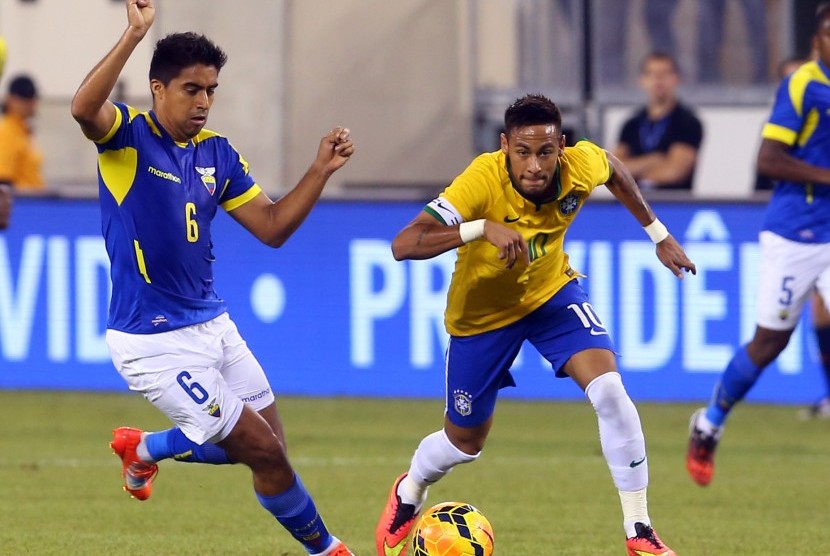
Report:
376,94,695,556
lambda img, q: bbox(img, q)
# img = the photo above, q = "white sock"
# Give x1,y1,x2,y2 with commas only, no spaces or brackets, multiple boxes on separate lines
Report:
695,411,722,437
313,536,343,556
135,432,155,464
585,372,648,492
399,429,479,508
619,488,650,538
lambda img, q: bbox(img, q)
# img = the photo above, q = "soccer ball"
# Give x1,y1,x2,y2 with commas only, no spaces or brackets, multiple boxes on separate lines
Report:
411,501,494,556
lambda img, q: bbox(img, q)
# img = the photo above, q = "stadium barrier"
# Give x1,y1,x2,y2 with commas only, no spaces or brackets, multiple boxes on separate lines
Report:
0,197,821,403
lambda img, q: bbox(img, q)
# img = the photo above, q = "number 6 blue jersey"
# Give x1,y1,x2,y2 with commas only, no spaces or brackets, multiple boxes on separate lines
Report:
94,102,260,333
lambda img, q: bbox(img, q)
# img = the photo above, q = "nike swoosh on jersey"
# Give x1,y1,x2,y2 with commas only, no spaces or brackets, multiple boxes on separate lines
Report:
590,329,609,336
503,215,520,223
384,540,407,556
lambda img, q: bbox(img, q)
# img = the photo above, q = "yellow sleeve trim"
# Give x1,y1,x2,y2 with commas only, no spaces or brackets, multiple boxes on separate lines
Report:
94,104,123,145
193,128,221,145
762,123,797,145
221,184,262,212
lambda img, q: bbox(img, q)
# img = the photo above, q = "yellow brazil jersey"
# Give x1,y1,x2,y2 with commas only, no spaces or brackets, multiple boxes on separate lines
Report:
425,140,611,336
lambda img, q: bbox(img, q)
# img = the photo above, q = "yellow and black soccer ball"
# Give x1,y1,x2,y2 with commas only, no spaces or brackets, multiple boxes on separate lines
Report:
411,501,494,556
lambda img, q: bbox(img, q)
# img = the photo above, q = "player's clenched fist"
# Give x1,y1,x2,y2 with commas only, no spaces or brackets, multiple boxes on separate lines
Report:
318,127,355,174
126,0,155,38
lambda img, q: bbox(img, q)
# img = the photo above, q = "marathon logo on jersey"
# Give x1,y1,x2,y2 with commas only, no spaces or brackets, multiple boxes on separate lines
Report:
559,192,581,216
205,399,222,418
147,165,182,184
196,166,217,195
151,314,168,326
453,389,473,416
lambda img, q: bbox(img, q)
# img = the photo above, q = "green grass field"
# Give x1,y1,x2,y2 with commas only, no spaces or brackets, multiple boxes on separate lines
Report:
2,391,829,555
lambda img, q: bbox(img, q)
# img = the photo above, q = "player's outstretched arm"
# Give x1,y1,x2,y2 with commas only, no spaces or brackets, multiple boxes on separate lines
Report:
757,138,830,186
604,150,696,279
230,127,354,247
70,0,155,141
392,212,528,268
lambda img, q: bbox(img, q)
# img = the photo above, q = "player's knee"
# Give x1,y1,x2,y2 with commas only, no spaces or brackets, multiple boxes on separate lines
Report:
255,436,289,469
585,372,630,414
237,432,289,471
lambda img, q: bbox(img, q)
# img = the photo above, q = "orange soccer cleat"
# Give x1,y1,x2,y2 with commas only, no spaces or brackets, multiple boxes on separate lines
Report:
110,426,158,501
376,473,421,556
686,408,720,486
626,522,676,556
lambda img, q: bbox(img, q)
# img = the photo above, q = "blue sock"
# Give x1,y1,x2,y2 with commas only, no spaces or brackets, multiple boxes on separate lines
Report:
144,428,232,464
256,475,334,555
814,326,830,397
706,346,763,426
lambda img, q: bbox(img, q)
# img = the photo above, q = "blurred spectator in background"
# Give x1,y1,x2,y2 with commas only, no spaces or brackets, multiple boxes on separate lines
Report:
0,36,11,229
0,35,6,78
0,182,10,230
613,52,703,192
596,0,680,85
697,0,769,84
0,74,44,191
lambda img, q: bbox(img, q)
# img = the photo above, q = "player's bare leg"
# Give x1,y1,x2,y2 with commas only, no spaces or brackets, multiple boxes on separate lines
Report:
220,405,352,554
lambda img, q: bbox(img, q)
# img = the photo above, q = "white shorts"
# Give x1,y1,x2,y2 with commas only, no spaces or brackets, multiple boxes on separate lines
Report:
756,231,830,330
106,312,275,445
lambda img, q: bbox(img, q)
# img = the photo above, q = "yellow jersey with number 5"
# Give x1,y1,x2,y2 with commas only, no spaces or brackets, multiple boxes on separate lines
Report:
424,140,611,336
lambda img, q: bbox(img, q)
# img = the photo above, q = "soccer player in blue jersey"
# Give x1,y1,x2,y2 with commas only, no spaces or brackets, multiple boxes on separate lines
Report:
375,94,695,556
687,3,830,487
70,1,355,554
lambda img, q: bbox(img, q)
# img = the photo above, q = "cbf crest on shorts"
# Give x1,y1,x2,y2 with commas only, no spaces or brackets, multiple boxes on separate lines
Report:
453,389,473,416
559,192,581,216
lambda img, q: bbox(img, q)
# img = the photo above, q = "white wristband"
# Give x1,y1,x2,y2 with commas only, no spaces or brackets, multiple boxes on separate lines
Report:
459,219,486,244
643,218,669,244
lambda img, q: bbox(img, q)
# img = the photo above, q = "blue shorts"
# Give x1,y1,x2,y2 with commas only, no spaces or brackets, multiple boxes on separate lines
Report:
445,280,615,427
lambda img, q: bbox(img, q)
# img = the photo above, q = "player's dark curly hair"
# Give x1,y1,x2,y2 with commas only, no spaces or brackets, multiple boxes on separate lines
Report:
503,94,562,136
149,33,227,85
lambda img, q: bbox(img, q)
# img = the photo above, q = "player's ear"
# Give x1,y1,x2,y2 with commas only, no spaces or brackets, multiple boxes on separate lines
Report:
559,134,566,150
500,132,508,154
150,79,164,100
